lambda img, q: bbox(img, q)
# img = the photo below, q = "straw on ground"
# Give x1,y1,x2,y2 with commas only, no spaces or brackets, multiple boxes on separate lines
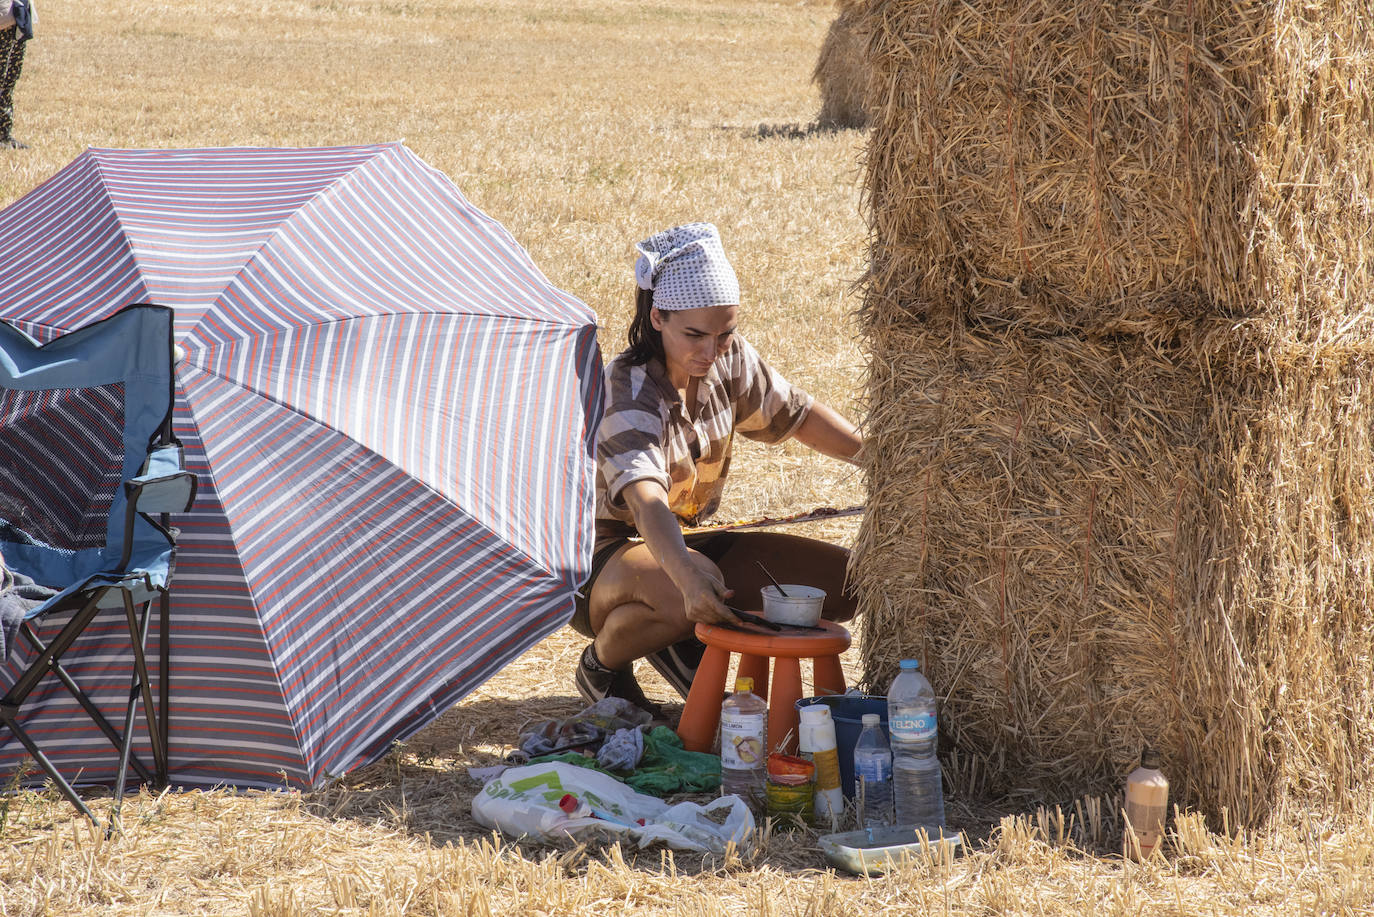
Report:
1,0,1372,914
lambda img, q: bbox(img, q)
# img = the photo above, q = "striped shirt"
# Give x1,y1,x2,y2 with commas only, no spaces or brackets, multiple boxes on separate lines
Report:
594,335,813,543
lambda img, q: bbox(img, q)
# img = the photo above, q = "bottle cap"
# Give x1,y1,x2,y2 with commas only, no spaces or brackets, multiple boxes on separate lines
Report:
900,659,920,670
734,676,754,694
1141,746,1161,769
798,705,835,751
861,713,880,726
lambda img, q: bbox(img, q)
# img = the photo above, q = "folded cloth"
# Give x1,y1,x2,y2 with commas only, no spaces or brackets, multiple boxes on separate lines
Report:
0,564,57,661
626,727,721,795
596,726,645,771
5,1,34,40
518,718,602,759
518,697,654,758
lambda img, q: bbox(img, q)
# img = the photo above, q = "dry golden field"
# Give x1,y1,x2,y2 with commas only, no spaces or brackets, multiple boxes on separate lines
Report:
2,1,1374,915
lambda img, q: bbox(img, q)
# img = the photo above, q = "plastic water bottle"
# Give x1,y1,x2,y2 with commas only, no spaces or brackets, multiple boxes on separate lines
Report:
852,713,893,828
719,676,767,812
888,658,945,828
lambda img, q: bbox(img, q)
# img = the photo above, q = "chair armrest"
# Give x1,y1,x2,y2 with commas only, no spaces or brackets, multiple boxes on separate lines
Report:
126,444,198,514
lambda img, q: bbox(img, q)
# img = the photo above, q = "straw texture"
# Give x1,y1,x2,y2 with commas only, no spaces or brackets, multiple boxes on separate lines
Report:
860,0,1372,340
813,0,870,129
854,0,1374,826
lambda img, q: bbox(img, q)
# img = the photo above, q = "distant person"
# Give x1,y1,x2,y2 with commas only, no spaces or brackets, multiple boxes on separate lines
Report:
0,0,33,150
571,222,863,716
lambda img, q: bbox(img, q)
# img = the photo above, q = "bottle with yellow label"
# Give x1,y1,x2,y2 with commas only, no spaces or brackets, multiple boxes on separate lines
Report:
1123,747,1169,860
720,677,767,813
798,704,844,829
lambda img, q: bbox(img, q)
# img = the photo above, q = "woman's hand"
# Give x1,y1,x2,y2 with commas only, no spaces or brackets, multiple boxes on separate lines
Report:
675,562,737,626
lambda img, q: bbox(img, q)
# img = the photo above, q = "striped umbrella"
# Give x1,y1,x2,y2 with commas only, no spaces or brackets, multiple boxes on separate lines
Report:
0,144,602,788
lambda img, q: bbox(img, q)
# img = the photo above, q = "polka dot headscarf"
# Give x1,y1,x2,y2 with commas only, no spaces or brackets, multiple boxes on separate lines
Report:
633,222,741,311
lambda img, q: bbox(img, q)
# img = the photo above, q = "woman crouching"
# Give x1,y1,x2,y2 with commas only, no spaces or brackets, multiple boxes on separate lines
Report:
570,222,863,717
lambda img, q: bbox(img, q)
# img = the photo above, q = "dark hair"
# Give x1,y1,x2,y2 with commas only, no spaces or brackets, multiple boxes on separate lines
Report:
622,286,665,366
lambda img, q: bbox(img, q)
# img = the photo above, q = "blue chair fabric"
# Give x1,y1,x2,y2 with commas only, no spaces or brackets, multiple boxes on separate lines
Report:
0,304,193,828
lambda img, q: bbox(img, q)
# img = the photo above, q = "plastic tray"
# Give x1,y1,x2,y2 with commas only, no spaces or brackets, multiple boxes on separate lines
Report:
818,825,962,876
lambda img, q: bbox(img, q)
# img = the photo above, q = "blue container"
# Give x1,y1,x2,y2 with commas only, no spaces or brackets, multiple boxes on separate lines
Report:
796,694,888,800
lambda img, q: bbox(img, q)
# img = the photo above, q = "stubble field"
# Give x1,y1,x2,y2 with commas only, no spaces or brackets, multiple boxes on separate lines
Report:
1,2,1373,914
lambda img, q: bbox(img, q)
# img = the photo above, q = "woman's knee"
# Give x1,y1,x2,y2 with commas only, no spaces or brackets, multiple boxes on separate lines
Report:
589,542,713,632
598,600,693,642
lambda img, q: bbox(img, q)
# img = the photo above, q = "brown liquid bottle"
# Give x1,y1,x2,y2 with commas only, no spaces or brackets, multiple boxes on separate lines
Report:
1123,747,1168,860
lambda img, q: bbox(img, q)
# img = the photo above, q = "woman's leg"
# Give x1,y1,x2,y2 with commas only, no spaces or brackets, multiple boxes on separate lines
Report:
587,542,719,669
576,532,855,709
573,541,724,711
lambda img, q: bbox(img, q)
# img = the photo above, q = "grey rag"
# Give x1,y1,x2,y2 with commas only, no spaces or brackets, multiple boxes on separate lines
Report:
0,565,56,661
595,727,645,771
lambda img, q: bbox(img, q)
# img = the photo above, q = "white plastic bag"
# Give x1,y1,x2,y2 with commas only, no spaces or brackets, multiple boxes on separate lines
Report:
471,762,754,854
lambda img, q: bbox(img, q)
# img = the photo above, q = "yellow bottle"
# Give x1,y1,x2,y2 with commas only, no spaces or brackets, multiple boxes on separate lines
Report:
798,704,844,830
1123,747,1169,860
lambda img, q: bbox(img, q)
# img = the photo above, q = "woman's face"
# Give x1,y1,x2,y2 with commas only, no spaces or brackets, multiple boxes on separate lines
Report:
651,304,738,385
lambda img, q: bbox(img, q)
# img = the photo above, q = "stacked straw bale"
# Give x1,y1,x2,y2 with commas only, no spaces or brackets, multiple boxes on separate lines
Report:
812,0,870,129
853,0,1374,825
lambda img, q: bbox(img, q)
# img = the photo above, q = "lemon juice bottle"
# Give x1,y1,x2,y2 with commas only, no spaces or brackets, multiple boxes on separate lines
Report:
720,677,767,812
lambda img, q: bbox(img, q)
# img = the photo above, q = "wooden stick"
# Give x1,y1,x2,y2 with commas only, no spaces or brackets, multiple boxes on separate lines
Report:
681,505,864,534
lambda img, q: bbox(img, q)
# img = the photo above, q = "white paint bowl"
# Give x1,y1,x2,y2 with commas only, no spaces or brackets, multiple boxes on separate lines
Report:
761,584,826,627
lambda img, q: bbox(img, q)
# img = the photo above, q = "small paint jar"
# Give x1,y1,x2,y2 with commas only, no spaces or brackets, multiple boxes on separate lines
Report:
765,754,815,828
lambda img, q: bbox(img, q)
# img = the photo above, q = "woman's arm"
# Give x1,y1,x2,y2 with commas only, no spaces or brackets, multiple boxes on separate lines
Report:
792,400,863,465
621,479,738,625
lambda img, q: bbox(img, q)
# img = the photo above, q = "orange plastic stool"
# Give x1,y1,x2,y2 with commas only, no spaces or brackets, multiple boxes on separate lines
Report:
677,619,850,756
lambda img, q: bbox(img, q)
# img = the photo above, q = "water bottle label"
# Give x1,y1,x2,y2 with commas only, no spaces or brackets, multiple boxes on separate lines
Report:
720,712,765,768
889,713,937,741
854,753,892,783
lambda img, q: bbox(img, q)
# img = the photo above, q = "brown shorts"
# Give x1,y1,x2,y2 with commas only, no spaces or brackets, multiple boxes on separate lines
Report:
568,531,740,638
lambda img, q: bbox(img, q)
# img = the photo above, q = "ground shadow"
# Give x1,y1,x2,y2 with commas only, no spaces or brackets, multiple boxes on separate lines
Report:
301,694,682,849
8,691,1124,874
736,120,866,140
297,694,1129,876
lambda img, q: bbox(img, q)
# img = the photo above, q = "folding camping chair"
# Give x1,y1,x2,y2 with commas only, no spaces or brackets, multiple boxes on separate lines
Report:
0,305,194,830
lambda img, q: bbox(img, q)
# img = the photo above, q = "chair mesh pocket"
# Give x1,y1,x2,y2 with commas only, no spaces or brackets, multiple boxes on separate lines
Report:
0,383,126,550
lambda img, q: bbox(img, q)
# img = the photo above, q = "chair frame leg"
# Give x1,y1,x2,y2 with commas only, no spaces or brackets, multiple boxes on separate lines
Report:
1,586,168,832
19,618,158,788
158,589,170,786
0,710,100,825
112,589,165,831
